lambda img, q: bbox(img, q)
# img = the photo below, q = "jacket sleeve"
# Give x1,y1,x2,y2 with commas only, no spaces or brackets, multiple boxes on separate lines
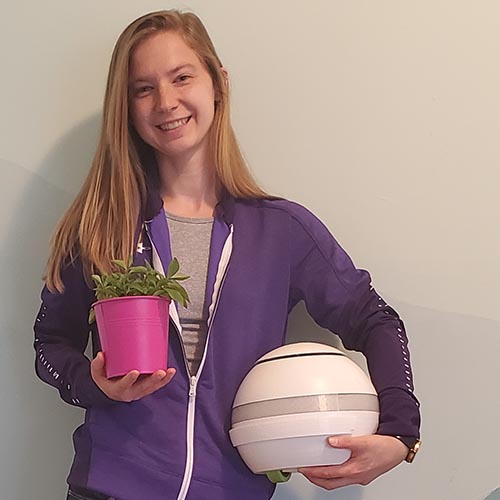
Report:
288,203,421,438
33,258,117,409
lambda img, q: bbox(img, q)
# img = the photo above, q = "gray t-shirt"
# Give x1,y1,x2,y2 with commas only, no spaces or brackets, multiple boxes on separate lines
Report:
166,212,214,376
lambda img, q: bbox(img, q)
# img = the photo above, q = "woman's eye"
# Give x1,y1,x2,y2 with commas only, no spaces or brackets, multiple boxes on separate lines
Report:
135,86,153,96
176,74,192,83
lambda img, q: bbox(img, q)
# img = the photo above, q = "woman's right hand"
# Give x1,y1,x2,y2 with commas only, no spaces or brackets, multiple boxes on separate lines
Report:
90,352,176,402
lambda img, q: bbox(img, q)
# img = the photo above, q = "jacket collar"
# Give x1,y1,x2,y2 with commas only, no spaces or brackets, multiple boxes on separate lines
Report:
143,183,236,225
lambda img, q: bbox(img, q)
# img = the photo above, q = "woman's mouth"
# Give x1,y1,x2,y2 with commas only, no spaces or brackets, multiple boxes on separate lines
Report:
156,116,191,131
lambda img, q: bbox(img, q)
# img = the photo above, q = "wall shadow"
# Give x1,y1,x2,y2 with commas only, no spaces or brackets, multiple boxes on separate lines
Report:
485,488,500,500
0,114,100,500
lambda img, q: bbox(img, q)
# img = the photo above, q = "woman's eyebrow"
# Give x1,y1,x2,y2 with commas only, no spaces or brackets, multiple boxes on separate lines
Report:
167,63,196,75
130,64,197,84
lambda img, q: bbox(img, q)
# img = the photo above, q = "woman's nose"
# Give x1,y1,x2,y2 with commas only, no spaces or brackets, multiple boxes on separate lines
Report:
155,84,178,112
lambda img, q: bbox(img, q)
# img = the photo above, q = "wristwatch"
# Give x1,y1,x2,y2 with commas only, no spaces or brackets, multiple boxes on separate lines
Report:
393,436,422,463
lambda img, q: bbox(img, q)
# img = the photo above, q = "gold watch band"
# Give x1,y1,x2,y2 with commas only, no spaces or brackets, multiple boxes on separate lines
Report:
393,435,422,463
405,439,422,463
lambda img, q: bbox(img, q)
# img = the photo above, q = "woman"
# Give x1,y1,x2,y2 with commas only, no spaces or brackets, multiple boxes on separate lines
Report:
34,10,421,500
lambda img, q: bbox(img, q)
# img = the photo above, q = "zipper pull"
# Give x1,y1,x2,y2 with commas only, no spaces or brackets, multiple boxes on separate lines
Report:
189,376,197,397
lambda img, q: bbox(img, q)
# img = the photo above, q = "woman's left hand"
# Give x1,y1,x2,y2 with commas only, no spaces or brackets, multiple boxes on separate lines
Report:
298,434,407,491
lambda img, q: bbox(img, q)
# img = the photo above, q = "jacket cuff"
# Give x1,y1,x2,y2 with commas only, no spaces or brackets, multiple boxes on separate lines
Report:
79,372,123,408
376,388,421,438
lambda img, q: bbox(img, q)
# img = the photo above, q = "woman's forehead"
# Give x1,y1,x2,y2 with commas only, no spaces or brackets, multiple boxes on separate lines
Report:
129,31,201,77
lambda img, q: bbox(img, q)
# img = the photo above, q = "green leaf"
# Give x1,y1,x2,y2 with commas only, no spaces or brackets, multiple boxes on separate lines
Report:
166,288,185,304
129,266,148,274
112,259,129,272
173,274,190,281
88,308,96,324
91,274,103,286
168,280,189,295
90,254,190,304
167,258,180,279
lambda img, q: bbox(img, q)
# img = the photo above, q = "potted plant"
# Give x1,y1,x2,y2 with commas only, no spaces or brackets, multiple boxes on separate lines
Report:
90,258,189,378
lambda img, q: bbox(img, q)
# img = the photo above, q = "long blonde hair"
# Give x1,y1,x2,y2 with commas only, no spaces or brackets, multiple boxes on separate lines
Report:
46,10,268,292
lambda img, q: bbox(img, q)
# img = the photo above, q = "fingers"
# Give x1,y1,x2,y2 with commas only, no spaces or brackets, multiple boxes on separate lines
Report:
90,351,106,379
110,368,175,402
299,434,408,491
299,460,370,490
300,472,354,491
327,435,360,450
114,370,142,391
91,352,176,402
299,463,351,480
128,368,176,400
163,368,176,384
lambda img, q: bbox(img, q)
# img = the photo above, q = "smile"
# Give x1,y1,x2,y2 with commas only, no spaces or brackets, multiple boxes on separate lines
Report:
156,117,191,131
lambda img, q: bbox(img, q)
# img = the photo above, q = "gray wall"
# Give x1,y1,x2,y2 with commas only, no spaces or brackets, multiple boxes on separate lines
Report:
1,1,498,499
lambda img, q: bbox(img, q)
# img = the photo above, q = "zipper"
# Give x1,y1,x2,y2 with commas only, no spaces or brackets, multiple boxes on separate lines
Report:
176,376,197,499
189,376,197,397
146,222,234,500
175,224,234,500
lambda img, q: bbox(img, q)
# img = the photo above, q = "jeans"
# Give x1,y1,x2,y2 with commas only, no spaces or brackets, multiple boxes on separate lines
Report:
66,486,116,500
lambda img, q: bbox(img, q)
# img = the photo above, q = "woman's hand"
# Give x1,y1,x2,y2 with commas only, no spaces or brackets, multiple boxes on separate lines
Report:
91,352,176,402
298,434,408,491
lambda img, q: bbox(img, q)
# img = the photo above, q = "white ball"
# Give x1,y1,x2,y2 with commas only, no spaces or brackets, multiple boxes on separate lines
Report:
229,342,379,476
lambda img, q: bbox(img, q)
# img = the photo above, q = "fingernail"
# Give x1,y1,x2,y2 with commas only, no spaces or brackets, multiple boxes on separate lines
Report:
328,437,339,446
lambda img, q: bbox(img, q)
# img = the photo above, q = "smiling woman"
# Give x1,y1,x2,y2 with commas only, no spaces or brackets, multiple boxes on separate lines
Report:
128,32,217,168
33,8,420,500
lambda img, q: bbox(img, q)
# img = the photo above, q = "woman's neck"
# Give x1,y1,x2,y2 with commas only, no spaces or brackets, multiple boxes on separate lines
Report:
156,151,219,218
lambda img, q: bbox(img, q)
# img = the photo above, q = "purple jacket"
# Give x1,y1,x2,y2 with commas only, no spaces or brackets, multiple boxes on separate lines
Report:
34,195,420,500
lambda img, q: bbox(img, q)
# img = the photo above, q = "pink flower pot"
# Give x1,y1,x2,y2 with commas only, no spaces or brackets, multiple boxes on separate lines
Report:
93,296,170,378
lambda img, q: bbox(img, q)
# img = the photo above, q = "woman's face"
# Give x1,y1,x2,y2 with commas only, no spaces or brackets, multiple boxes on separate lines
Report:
129,31,216,164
